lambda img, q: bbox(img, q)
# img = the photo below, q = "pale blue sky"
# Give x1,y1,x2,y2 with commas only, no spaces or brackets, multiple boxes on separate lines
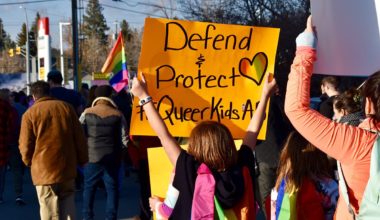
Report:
0,0,180,47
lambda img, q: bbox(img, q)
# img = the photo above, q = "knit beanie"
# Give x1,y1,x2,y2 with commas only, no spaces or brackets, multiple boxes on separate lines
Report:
47,69,63,83
94,85,114,98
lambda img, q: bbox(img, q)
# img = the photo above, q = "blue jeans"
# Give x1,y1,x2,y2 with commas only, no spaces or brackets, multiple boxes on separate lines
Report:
82,161,120,220
9,144,25,197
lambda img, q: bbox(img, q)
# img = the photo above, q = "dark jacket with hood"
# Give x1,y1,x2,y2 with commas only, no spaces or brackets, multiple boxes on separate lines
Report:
170,145,255,219
79,97,128,163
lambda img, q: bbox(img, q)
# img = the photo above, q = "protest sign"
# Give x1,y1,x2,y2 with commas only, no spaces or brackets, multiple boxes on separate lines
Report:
311,0,380,76
92,72,110,80
130,18,280,138
148,141,243,199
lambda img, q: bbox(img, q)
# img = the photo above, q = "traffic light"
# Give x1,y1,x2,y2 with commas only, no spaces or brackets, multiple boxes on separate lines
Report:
28,32,35,42
8,49,14,57
16,46,21,55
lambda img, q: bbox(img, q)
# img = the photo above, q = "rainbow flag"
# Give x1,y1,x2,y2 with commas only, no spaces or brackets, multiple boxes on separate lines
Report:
275,179,298,220
274,177,337,220
101,32,128,92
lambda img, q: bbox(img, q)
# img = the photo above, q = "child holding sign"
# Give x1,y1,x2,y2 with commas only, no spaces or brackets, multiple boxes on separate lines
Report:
131,72,277,219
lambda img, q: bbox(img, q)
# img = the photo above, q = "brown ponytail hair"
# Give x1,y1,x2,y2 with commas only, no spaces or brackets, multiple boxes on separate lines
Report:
362,71,380,122
334,88,362,114
275,131,332,194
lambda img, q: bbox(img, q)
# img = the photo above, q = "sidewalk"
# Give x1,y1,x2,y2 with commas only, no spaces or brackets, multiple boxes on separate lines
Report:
0,167,141,220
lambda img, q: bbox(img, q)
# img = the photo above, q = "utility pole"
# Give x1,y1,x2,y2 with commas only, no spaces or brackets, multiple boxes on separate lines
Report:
114,20,118,40
21,6,30,95
71,0,79,91
59,22,71,85
113,20,119,45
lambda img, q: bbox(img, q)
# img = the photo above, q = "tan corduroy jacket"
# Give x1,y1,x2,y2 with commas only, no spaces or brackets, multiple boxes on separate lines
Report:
19,96,88,185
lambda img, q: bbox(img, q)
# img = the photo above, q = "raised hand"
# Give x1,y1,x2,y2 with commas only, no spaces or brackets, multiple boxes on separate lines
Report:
305,15,317,35
262,73,278,98
296,15,317,48
131,72,149,99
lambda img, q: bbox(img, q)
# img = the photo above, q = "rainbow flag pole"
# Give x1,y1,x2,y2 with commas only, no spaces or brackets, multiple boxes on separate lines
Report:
101,32,128,92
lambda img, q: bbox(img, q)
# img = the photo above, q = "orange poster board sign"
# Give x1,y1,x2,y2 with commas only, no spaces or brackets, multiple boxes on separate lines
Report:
131,18,280,138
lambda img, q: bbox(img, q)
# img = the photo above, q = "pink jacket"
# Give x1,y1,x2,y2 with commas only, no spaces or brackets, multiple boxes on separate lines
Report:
284,47,380,220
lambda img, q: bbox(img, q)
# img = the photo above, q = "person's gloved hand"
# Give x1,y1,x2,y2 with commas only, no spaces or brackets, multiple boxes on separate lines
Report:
296,16,317,49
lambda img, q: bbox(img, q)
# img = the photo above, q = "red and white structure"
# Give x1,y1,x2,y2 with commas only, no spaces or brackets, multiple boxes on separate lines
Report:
37,17,52,81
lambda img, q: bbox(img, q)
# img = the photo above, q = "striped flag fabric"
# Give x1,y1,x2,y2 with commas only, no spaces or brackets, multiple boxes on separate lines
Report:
274,177,337,220
275,179,298,220
101,32,128,92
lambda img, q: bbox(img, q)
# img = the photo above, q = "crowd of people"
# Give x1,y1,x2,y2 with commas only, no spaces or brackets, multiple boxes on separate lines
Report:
0,16,380,220
0,70,138,220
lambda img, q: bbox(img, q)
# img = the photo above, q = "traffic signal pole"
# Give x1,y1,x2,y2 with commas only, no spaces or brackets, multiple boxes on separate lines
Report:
59,22,71,85
71,0,79,91
22,7,30,95
26,32,30,95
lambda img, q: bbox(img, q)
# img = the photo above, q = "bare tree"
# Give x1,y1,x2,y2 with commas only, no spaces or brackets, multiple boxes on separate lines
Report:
144,0,180,19
0,51,24,73
125,27,142,72
81,36,110,74
180,0,244,24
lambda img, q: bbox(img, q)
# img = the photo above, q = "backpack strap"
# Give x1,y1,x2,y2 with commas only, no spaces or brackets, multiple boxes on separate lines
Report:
356,134,380,219
337,161,356,219
191,163,215,220
369,133,380,176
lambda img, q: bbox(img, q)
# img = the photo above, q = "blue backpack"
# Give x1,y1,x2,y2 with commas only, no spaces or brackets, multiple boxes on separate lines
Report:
338,135,380,220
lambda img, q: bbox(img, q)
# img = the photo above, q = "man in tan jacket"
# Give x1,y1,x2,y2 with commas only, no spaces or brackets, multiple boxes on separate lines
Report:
19,81,88,220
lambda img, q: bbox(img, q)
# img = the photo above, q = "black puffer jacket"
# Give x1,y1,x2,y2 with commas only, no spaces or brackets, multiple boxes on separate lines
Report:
80,97,128,163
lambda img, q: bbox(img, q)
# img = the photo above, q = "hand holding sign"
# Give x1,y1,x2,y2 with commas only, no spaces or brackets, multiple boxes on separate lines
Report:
296,15,318,49
305,15,316,34
262,73,278,98
131,73,149,100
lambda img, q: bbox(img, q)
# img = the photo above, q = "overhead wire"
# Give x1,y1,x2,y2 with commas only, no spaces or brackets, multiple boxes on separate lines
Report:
26,8,69,19
82,0,165,18
0,0,64,6
137,2,187,14
112,0,187,17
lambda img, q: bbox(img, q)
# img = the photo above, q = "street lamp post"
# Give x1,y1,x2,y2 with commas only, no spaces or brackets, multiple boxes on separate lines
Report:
113,20,118,41
59,22,71,85
71,0,79,91
20,6,30,95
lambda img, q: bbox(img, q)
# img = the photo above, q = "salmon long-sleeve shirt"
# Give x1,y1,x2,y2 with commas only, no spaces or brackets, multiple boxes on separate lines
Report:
284,47,380,220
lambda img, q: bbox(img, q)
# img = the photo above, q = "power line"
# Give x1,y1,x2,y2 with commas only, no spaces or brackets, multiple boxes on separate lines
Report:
113,0,187,15
26,8,69,19
137,2,187,14
82,0,165,18
114,0,139,7
0,0,63,6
